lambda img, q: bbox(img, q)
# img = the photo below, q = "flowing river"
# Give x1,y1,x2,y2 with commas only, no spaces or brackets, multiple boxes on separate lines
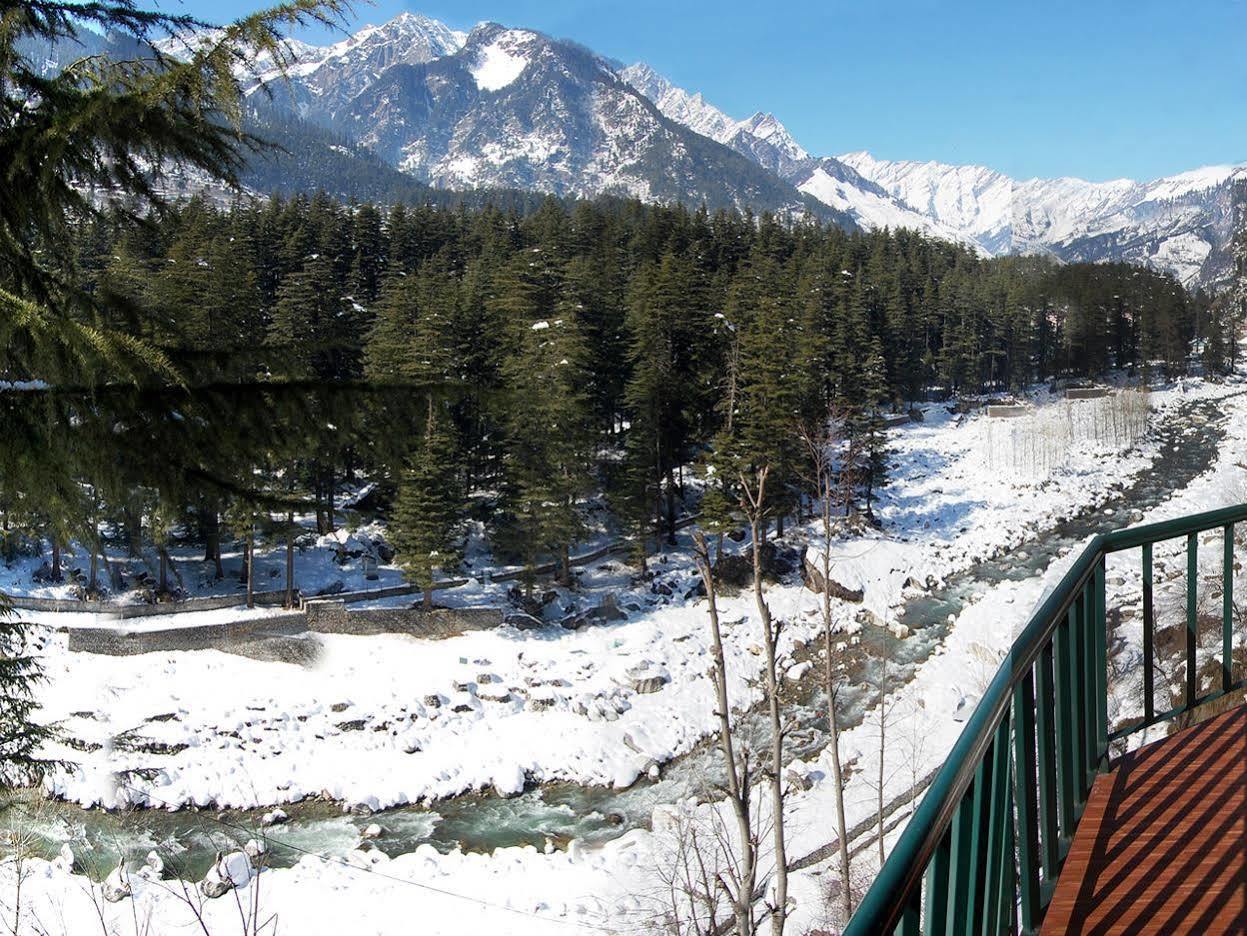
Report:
9,391,1234,880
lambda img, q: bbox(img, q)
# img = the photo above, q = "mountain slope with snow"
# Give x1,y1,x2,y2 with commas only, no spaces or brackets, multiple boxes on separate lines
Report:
843,151,1243,286
81,13,1247,284
293,24,841,219
621,63,983,248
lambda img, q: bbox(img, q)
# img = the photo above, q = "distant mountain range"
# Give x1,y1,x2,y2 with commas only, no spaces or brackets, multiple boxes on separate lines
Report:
37,12,1247,287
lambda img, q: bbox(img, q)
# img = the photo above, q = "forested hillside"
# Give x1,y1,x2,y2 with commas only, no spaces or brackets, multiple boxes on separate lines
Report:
36,193,1225,594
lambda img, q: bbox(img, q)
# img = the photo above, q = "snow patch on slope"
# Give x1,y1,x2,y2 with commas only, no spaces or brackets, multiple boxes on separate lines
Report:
798,165,975,243
470,32,532,91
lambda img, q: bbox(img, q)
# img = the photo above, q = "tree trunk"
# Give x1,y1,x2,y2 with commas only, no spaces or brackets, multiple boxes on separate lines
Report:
325,466,336,533
820,477,853,921
741,466,787,936
693,532,755,936
202,506,219,565
51,540,61,581
123,500,142,558
159,549,168,594
751,517,788,936
560,543,572,587
246,524,255,610
877,675,887,868
665,468,678,545
422,583,434,611
285,512,295,609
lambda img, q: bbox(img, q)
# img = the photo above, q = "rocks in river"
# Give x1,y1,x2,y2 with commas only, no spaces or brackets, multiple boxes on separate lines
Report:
505,611,546,630
52,843,75,874
952,694,979,723
199,851,252,898
800,551,865,603
423,694,442,708
784,765,815,793
715,542,802,592
528,688,559,711
361,823,385,840
572,690,631,721
261,808,288,827
625,661,669,695
330,702,352,713
560,594,627,630
102,861,131,902
138,851,164,881
784,660,814,683
335,719,367,732
244,839,267,862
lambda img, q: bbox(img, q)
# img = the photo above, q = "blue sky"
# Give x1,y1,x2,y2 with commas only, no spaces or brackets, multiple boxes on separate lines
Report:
165,0,1247,181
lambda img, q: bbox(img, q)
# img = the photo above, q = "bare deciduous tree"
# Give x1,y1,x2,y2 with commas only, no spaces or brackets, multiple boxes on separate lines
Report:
692,529,757,936
797,412,855,922
738,467,789,936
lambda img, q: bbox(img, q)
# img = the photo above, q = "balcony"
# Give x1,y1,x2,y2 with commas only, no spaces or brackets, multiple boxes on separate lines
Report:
844,504,1247,936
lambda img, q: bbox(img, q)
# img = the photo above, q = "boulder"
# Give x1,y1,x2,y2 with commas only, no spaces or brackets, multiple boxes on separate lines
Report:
715,541,801,591
505,612,546,631
560,594,628,630
800,549,864,602
627,661,670,694
200,851,251,898
102,861,131,903
138,851,164,881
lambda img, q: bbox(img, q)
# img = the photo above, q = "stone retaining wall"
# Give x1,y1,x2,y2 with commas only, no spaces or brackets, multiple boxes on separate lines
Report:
64,602,506,656
12,589,287,617
305,600,503,637
65,613,308,655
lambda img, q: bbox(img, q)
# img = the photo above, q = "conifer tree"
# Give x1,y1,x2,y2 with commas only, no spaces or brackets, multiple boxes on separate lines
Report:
390,411,464,610
498,309,593,591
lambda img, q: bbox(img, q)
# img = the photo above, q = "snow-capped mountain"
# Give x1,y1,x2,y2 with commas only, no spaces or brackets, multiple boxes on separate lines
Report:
621,63,978,247
254,22,839,220
68,12,1247,286
251,13,467,118
842,152,1243,286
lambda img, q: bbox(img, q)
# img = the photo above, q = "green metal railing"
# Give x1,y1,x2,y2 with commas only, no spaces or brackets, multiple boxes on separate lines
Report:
844,503,1247,936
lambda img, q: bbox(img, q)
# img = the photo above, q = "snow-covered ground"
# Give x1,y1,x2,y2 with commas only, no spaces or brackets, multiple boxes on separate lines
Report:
5,376,1246,934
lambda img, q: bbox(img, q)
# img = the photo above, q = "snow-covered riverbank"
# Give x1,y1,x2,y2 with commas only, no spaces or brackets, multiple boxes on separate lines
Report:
6,376,1246,934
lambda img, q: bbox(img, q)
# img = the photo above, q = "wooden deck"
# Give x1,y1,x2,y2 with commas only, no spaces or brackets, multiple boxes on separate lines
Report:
1044,704,1247,935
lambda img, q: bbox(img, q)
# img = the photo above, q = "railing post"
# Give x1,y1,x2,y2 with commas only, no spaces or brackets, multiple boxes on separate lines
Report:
1013,674,1041,933
1187,532,1198,707
1035,642,1061,886
1143,543,1154,722
965,759,991,929
1081,582,1097,789
1093,558,1108,768
983,715,1013,934
948,787,976,934
1224,523,1234,694
1054,613,1079,839
896,890,921,936
923,829,952,936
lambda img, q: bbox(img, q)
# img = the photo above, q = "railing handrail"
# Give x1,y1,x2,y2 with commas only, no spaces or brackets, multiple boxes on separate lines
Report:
846,501,1247,935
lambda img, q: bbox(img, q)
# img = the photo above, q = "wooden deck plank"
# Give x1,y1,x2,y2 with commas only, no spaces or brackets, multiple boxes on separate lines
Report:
1044,704,1247,935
